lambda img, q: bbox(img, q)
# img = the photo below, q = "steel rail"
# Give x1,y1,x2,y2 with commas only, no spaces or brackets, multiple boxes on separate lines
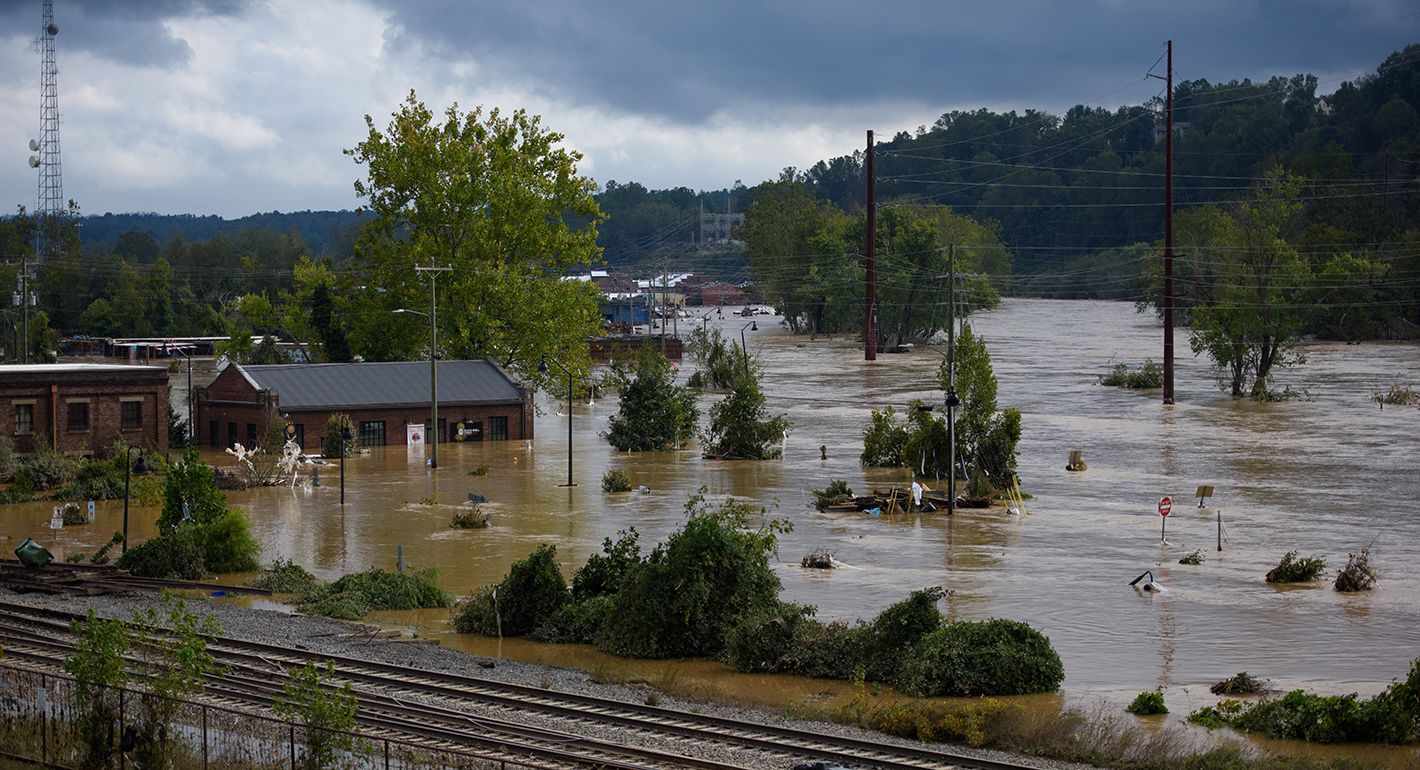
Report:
0,600,1047,770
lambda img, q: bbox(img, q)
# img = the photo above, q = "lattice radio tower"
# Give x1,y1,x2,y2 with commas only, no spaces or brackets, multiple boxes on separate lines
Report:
28,0,63,263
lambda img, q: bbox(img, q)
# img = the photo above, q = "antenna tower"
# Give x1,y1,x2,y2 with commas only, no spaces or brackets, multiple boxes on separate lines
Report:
34,0,63,262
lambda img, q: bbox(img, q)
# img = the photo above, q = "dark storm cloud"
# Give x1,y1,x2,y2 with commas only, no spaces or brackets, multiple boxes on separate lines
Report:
0,0,250,67
371,0,1419,122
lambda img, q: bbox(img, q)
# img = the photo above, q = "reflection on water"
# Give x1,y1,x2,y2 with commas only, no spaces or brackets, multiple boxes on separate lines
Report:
5,300,1420,761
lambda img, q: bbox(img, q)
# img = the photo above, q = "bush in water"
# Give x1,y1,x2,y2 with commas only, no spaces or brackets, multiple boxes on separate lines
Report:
453,545,569,636
897,618,1065,697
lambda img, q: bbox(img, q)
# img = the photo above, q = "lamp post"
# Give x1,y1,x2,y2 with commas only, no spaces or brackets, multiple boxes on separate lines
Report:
121,446,149,554
701,311,713,333
339,424,353,505
537,357,576,487
394,306,440,468
928,347,962,515
739,320,757,375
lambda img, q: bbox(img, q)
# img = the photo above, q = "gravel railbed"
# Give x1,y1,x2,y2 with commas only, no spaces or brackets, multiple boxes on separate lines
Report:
0,588,1084,770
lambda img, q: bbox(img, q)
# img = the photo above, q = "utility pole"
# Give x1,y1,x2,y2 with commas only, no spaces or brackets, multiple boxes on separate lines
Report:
865,130,877,362
1148,41,1175,404
946,245,959,514
415,264,451,469
16,256,34,364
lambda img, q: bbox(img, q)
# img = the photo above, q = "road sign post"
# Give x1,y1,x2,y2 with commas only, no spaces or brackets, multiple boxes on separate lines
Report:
1158,496,1172,542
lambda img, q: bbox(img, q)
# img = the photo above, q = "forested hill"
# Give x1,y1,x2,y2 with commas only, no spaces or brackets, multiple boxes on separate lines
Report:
786,44,1420,276
67,44,1419,281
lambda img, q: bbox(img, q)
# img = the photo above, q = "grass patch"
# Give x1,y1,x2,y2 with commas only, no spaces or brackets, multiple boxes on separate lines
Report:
1126,690,1168,715
1178,549,1204,565
1265,550,1326,583
296,567,452,620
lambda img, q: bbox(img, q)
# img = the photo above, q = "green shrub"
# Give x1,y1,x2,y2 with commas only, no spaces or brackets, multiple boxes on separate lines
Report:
780,619,875,680
247,558,319,593
1211,671,1267,695
596,495,786,658
860,406,908,467
1265,550,1327,583
159,449,228,530
16,437,78,491
1179,549,1205,565
977,407,1022,488
117,527,207,580
453,545,569,636
298,567,451,620
571,529,641,602
1127,690,1168,715
601,469,633,493
320,413,355,459
811,479,853,510
0,434,15,482
61,503,88,525
201,510,260,573
532,595,616,644
897,618,1065,697
1099,359,1164,389
274,661,362,770
451,586,499,635
722,602,817,673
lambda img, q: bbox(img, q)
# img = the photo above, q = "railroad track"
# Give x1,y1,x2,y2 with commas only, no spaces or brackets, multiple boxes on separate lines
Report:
0,600,1046,770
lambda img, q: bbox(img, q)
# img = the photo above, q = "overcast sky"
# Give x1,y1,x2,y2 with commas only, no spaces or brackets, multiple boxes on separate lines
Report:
1,0,1416,218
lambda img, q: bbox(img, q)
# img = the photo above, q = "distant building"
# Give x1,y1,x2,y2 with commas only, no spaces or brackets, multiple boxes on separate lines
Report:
0,364,169,455
698,281,746,307
194,359,534,450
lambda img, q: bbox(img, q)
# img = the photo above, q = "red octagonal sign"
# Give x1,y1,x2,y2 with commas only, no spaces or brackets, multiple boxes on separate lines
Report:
1158,496,1173,517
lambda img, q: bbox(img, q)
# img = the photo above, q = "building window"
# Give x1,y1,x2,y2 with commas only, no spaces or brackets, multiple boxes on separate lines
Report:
423,418,448,444
358,421,386,446
209,420,219,448
67,402,90,432
292,424,305,449
228,422,237,447
488,416,508,442
14,404,34,434
121,401,142,430
246,424,257,445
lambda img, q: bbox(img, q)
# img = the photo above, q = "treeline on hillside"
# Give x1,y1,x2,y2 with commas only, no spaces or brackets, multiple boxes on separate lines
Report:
76,210,363,257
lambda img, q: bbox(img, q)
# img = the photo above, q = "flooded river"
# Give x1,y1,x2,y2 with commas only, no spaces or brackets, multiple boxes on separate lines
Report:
7,299,1420,756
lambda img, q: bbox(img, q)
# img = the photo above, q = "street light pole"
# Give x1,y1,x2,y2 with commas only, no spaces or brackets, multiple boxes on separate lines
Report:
121,446,149,554
414,265,451,468
538,357,576,487
339,424,352,505
739,320,757,375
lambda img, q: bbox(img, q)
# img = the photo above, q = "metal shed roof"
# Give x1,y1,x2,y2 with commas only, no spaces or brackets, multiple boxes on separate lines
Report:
239,359,522,411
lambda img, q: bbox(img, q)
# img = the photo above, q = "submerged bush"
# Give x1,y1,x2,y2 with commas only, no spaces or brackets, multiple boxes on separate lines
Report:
532,595,615,644
811,479,854,510
117,526,207,580
860,406,908,467
1334,546,1378,592
1211,671,1268,696
897,618,1065,697
246,558,318,594
1127,690,1168,715
1190,657,1420,745
450,506,490,529
453,544,569,636
1099,359,1164,389
596,494,786,658
298,567,451,620
601,469,632,493
1265,550,1327,583
571,529,641,602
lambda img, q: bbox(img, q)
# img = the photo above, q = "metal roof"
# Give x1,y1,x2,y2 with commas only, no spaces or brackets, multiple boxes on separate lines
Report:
239,359,522,411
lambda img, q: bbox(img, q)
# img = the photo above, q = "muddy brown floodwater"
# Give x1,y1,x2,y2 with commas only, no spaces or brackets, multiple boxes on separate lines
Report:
7,299,1420,764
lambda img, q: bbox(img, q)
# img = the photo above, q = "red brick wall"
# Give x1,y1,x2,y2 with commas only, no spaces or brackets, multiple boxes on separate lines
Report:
1,367,169,455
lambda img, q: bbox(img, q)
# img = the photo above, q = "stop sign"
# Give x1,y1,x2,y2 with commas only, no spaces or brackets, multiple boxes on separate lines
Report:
1158,496,1173,517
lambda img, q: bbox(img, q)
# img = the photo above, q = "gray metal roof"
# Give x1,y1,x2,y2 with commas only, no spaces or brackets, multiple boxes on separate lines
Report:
239,359,522,411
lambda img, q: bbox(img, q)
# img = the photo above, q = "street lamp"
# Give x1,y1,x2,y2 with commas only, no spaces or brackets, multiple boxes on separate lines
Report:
537,357,576,487
121,446,149,554
340,424,353,505
739,320,757,375
393,306,440,469
928,347,962,516
701,311,713,333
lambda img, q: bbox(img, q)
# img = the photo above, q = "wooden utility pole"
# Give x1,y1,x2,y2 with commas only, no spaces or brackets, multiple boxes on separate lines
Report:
865,130,877,361
1163,40,1175,404
415,263,451,469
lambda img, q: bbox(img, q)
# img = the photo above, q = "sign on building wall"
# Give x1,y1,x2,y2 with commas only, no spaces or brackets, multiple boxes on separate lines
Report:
406,423,425,445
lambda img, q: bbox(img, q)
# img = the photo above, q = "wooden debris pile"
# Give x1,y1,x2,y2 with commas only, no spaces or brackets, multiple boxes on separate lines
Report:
820,485,988,515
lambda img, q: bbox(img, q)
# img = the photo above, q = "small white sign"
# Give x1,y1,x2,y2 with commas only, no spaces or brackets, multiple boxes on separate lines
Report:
406,423,425,445
87,500,96,523
50,507,63,530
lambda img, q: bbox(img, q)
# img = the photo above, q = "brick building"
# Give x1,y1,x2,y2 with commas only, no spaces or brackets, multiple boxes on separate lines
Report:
194,359,535,451
1,364,169,455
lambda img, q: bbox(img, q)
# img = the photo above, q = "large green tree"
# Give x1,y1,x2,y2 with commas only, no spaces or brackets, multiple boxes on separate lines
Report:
604,350,699,452
346,92,605,387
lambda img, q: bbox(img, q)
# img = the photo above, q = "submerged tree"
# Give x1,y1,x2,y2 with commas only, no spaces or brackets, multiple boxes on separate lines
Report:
604,349,699,451
703,355,790,460
346,91,605,389
937,323,1021,488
